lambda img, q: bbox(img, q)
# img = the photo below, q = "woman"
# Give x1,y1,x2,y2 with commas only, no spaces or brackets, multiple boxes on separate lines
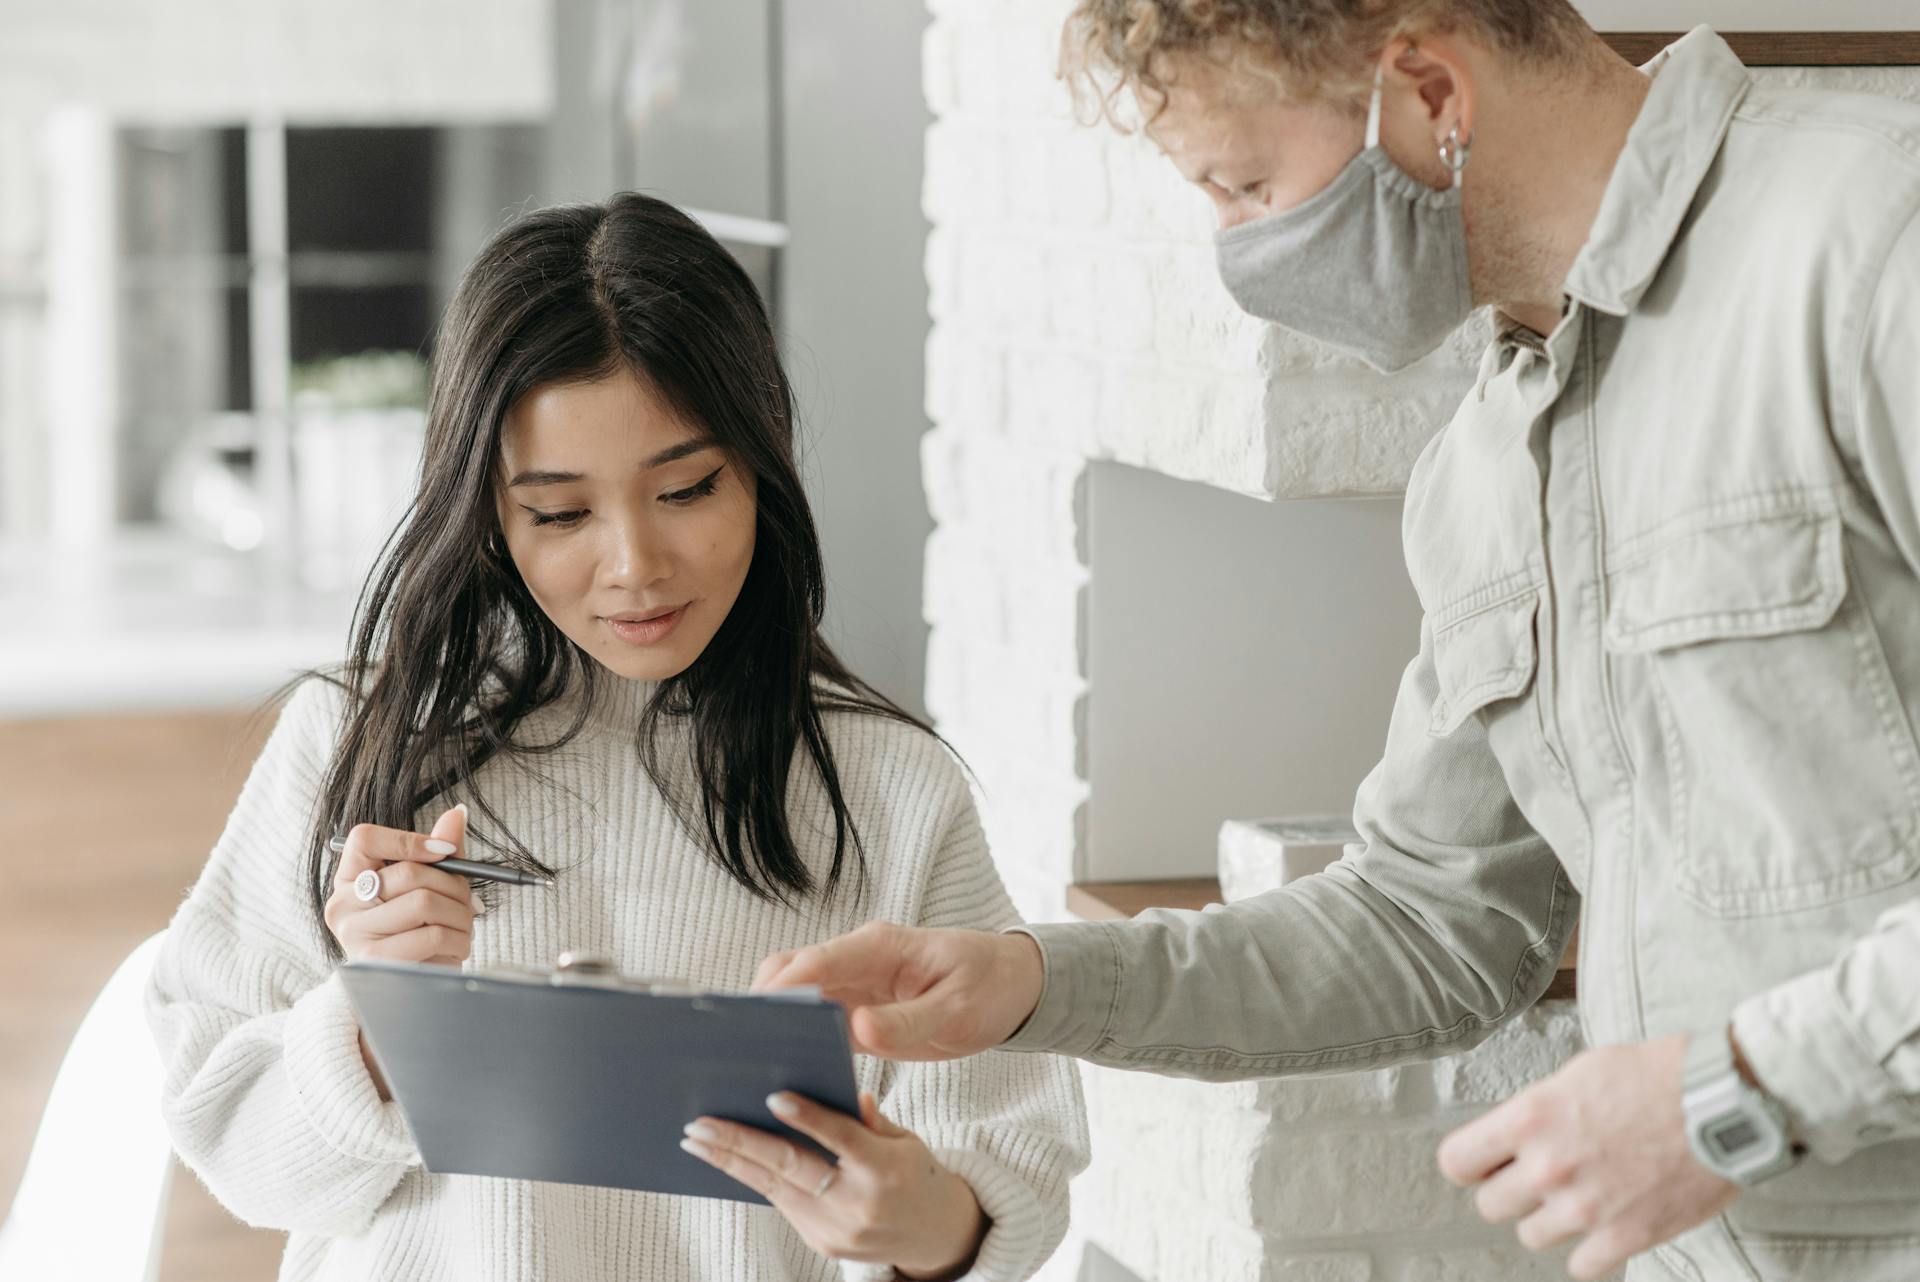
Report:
147,193,1087,1282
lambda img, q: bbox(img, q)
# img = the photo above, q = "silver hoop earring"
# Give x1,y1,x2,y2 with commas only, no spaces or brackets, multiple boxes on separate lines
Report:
1438,125,1474,188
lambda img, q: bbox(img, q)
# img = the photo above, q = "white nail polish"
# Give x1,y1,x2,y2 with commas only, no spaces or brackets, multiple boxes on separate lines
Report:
425,839,457,856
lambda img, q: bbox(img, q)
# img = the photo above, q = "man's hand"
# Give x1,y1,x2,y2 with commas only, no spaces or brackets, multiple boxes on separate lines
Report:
1437,1034,1740,1280
753,922,1045,1061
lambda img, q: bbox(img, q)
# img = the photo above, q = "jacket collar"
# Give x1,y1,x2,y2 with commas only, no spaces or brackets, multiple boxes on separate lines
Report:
1562,25,1752,318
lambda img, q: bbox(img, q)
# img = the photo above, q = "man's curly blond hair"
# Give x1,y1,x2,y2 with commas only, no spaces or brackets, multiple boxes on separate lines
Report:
1061,0,1594,124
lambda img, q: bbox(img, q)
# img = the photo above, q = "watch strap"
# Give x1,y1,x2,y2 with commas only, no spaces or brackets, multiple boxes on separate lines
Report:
1683,1023,1737,1095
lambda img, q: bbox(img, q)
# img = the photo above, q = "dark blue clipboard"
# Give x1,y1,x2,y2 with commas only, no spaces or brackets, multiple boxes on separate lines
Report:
339,959,860,1204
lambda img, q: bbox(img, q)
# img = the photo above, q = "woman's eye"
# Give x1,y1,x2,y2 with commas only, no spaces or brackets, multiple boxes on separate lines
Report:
529,509,587,528
663,466,725,506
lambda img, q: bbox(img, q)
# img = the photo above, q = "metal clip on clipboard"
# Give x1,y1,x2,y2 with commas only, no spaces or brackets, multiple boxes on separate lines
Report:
464,951,824,1009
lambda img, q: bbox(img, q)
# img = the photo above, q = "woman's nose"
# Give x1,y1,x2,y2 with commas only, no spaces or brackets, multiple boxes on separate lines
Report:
602,519,672,587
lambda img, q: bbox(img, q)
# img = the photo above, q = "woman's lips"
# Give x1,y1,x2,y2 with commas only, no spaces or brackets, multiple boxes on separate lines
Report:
604,607,687,646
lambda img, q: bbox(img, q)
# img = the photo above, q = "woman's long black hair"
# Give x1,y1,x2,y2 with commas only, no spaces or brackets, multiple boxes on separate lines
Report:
295,193,936,961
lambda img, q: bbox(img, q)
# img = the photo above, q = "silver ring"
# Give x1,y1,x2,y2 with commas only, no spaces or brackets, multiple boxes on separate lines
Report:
812,1166,837,1198
353,868,382,904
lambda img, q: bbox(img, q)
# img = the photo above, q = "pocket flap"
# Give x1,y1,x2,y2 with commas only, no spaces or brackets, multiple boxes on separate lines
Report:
1605,510,1845,653
1428,588,1540,737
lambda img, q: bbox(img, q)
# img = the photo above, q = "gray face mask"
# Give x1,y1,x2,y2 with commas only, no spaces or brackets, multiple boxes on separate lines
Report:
1213,73,1474,374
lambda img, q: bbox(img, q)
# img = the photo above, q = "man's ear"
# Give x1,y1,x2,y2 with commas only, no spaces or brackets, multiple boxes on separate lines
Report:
1383,33,1475,143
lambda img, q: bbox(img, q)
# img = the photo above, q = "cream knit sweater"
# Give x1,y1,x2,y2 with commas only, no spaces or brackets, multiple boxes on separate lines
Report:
147,675,1088,1282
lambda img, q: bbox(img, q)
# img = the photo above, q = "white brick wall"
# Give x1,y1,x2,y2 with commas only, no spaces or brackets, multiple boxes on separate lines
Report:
1070,1009,1595,1282
1072,1006,1592,1282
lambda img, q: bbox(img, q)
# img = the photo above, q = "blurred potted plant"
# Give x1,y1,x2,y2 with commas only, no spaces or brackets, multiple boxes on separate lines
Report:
156,412,269,554
290,350,429,591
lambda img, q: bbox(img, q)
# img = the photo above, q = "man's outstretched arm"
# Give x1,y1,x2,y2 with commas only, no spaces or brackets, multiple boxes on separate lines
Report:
760,614,1576,1078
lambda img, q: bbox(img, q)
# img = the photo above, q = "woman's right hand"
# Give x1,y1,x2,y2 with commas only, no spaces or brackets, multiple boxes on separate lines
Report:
324,805,477,965
324,805,475,1097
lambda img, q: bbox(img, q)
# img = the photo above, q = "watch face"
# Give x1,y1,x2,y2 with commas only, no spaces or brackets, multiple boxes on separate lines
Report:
1703,1114,1764,1160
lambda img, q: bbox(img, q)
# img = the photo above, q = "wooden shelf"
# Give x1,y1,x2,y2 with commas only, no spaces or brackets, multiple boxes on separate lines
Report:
1068,878,1222,920
1600,31,1920,67
1070,878,1577,1001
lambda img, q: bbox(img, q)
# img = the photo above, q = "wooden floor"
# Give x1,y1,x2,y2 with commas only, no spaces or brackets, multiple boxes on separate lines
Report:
1,706,288,1281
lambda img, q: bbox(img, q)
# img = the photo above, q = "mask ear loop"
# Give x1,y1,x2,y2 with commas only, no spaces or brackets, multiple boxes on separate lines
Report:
1364,65,1385,151
1439,124,1474,189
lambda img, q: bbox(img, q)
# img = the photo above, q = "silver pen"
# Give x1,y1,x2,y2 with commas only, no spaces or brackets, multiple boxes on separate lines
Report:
327,835,555,888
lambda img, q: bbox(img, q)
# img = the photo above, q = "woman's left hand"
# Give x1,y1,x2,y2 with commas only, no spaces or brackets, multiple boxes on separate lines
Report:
681,1089,988,1280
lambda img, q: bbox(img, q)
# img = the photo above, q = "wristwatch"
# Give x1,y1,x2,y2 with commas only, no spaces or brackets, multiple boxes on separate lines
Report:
1681,1026,1802,1186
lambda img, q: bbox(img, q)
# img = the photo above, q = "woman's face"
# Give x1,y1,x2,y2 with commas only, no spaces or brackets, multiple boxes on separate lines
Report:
493,366,758,683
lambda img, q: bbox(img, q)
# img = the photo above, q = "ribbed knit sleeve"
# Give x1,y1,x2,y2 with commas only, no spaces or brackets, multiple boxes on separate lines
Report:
841,786,1089,1282
146,678,420,1234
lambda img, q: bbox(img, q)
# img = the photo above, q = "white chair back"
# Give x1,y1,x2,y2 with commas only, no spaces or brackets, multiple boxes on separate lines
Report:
0,931,174,1282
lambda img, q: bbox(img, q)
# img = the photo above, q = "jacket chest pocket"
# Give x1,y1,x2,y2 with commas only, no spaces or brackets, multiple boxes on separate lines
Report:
1429,582,1543,738
1428,581,1578,805
1605,508,1920,916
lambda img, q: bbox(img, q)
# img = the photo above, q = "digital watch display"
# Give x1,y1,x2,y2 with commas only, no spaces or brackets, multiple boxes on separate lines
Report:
1681,1028,1802,1186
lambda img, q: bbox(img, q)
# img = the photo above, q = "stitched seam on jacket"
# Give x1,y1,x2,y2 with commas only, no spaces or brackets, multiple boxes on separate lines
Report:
1431,663,1532,735
1431,574,1537,632
1844,543,1920,818
1501,861,1572,1012
1611,599,1833,649
1096,1012,1502,1074
1095,920,1124,1057
1841,192,1920,582
1606,487,1849,571
1727,1234,1920,1251
1733,103,1920,175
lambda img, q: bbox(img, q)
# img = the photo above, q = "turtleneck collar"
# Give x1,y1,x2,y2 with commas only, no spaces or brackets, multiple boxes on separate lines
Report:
577,670,667,734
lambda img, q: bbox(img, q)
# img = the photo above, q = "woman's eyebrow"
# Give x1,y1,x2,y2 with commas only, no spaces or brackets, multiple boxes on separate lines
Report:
642,437,720,469
507,468,585,488
507,438,720,488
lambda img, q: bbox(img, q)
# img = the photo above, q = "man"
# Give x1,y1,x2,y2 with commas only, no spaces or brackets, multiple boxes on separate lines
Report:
758,5,1920,1280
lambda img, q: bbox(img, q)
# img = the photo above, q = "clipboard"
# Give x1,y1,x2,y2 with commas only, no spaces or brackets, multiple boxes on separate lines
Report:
338,954,861,1204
